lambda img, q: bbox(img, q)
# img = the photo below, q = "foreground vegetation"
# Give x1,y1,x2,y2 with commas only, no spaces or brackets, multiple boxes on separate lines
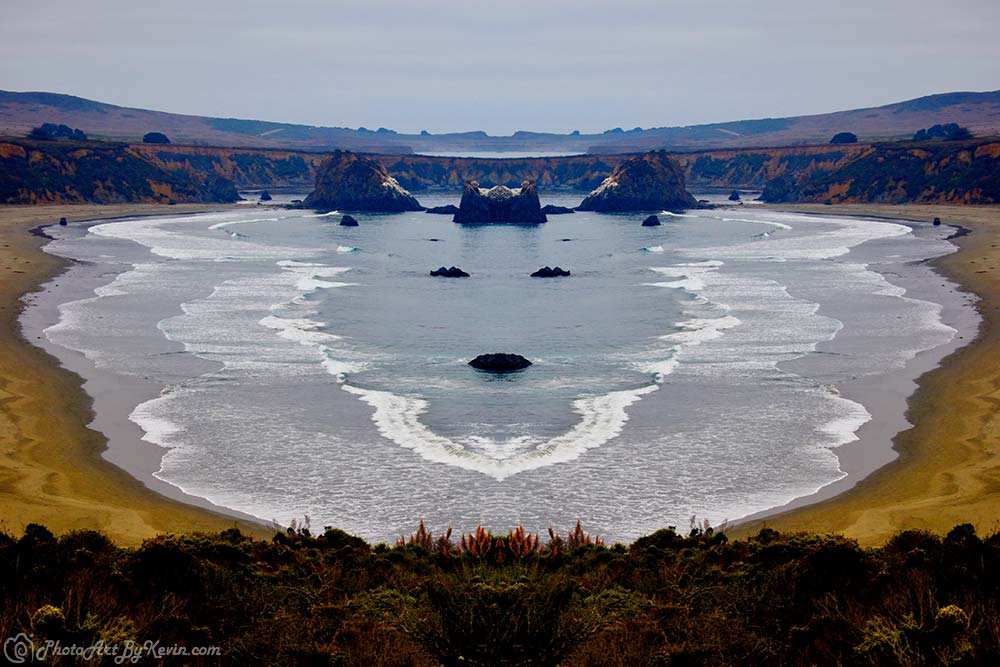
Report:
1,521,998,666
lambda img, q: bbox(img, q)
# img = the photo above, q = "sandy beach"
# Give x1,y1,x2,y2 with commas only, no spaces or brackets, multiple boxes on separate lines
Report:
2,202,1000,546
0,204,269,545
734,204,1000,544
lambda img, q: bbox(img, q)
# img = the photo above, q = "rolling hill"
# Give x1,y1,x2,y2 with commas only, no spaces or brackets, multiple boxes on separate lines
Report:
1,89,999,155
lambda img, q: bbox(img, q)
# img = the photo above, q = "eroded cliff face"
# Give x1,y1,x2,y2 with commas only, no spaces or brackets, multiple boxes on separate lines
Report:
1,138,996,206
303,151,423,212
577,151,697,212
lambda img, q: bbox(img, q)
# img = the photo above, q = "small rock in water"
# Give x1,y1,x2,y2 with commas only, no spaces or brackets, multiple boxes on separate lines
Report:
425,204,460,215
933,217,942,226
469,353,532,372
430,266,470,278
728,190,741,201
530,266,571,277
58,217,68,226
259,190,273,202
340,215,359,227
641,215,661,227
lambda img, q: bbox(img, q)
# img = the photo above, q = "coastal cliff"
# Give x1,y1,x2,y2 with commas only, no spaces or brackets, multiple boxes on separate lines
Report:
453,180,546,223
304,151,423,211
577,151,697,212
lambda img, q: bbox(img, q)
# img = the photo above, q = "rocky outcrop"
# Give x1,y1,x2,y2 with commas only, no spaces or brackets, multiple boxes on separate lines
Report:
425,204,460,214
728,190,741,201
259,190,272,201
453,181,547,223
540,204,575,214
340,214,359,226
530,266,571,277
304,150,423,212
641,215,661,227
577,151,697,212
430,266,469,278
468,353,532,372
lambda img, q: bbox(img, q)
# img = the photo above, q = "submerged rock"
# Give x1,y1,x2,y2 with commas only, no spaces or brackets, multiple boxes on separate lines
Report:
469,353,532,372
304,150,424,212
340,214,359,227
425,204,460,215
530,266,571,277
641,215,661,226
430,266,470,278
540,204,575,215
577,150,697,212
453,180,547,223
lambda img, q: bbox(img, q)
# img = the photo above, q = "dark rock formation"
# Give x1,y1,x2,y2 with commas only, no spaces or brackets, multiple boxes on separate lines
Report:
304,150,424,212
728,190,741,201
576,151,697,212
641,215,661,227
530,266,570,277
430,266,469,278
58,217,67,226
540,204,575,215
933,217,942,226
425,204,460,215
259,190,272,202
340,214,359,227
453,180,547,223
468,353,532,372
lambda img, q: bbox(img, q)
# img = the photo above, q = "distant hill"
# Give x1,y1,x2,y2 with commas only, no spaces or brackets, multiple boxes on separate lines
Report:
1,89,999,155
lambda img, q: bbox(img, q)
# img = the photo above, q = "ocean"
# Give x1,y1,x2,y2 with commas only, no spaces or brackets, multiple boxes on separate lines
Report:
23,193,978,542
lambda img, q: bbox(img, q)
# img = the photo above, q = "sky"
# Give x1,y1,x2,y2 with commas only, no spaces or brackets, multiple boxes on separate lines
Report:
1,0,998,135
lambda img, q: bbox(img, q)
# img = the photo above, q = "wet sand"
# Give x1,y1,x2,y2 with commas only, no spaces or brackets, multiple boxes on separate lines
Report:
0,204,269,545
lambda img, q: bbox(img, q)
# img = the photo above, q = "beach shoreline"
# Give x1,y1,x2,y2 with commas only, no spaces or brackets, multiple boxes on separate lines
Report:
732,204,1000,544
2,202,999,546
0,204,270,545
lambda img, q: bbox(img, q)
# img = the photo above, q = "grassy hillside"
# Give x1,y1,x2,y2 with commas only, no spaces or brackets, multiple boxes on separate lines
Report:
1,522,997,665
3,89,999,154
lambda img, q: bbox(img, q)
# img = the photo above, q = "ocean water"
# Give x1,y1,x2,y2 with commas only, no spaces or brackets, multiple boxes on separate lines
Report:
32,194,969,541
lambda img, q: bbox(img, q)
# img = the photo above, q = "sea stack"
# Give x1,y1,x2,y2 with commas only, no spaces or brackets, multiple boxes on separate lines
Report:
469,353,532,372
453,180,547,223
641,215,661,227
304,150,424,212
576,150,697,212
340,215,359,227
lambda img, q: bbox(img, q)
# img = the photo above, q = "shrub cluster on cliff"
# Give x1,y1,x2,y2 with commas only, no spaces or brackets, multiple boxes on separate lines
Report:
1,522,997,666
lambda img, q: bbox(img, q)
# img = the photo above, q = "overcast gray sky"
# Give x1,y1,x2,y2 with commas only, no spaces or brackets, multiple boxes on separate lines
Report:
2,0,998,134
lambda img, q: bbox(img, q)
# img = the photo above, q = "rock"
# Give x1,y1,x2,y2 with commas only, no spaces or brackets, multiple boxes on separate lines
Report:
641,215,661,226
728,190,741,201
453,180,547,223
540,204,575,215
428,238,441,242
304,150,424,212
576,150,697,212
430,266,470,278
468,353,532,372
340,215,359,227
933,217,942,226
830,132,858,144
425,204,460,215
530,266,571,277
58,217,68,226
259,190,272,202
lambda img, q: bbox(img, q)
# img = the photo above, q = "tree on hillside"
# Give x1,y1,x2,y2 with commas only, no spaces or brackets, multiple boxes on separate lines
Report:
830,132,858,144
142,132,171,144
914,123,973,141
28,123,87,141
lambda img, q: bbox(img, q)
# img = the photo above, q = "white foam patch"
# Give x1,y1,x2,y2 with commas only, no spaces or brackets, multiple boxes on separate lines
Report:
341,383,657,480
641,245,664,253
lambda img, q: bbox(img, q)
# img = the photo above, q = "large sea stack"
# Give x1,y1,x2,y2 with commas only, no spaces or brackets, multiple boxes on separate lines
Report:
453,180,547,223
576,150,697,212
304,150,424,212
